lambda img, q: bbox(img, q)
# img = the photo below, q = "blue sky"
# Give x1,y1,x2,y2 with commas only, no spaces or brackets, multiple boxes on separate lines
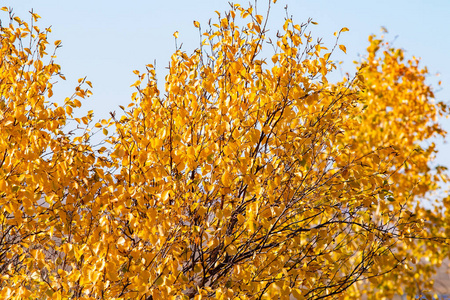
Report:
2,0,450,167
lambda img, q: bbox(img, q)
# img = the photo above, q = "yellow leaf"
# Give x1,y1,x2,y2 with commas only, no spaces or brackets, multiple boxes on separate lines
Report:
220,18,229,28
272,55,278,64
173,31,179,38
130,79,141,87
193,21,200,28
73,99,82,107
339,44,347,54
255,15,263,25
221,170,232,187
161,190,171,202
32,13,41,21
226,244,237,255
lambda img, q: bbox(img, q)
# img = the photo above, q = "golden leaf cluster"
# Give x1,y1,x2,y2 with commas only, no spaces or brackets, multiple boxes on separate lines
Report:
0,4,448,300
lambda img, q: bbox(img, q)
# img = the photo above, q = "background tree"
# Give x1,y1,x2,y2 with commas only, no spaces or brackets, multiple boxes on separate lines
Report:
0,2,448,300
345,34,450,299
0,8,101,299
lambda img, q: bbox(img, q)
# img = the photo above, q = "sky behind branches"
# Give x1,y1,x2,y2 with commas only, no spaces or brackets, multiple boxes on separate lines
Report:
2,0,450,167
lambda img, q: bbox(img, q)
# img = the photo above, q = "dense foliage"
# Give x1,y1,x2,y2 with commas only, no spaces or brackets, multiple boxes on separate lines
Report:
0,3,448,299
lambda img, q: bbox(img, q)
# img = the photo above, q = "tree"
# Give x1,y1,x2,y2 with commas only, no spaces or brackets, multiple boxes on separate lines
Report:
0,2,448,299
345,34,450,299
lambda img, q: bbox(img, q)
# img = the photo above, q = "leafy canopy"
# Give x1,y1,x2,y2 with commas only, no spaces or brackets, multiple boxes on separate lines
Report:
0,2,448,300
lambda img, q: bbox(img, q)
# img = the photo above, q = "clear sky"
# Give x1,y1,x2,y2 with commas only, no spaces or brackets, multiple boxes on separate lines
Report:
2,0,450,167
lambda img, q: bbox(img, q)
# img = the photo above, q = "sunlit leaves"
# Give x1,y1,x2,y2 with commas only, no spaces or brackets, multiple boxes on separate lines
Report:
344,34,450,299
0,7,100,300
0,3,448,300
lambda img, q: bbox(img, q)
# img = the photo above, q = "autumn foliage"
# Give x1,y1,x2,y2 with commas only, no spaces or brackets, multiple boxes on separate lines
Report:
0,2,449,299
